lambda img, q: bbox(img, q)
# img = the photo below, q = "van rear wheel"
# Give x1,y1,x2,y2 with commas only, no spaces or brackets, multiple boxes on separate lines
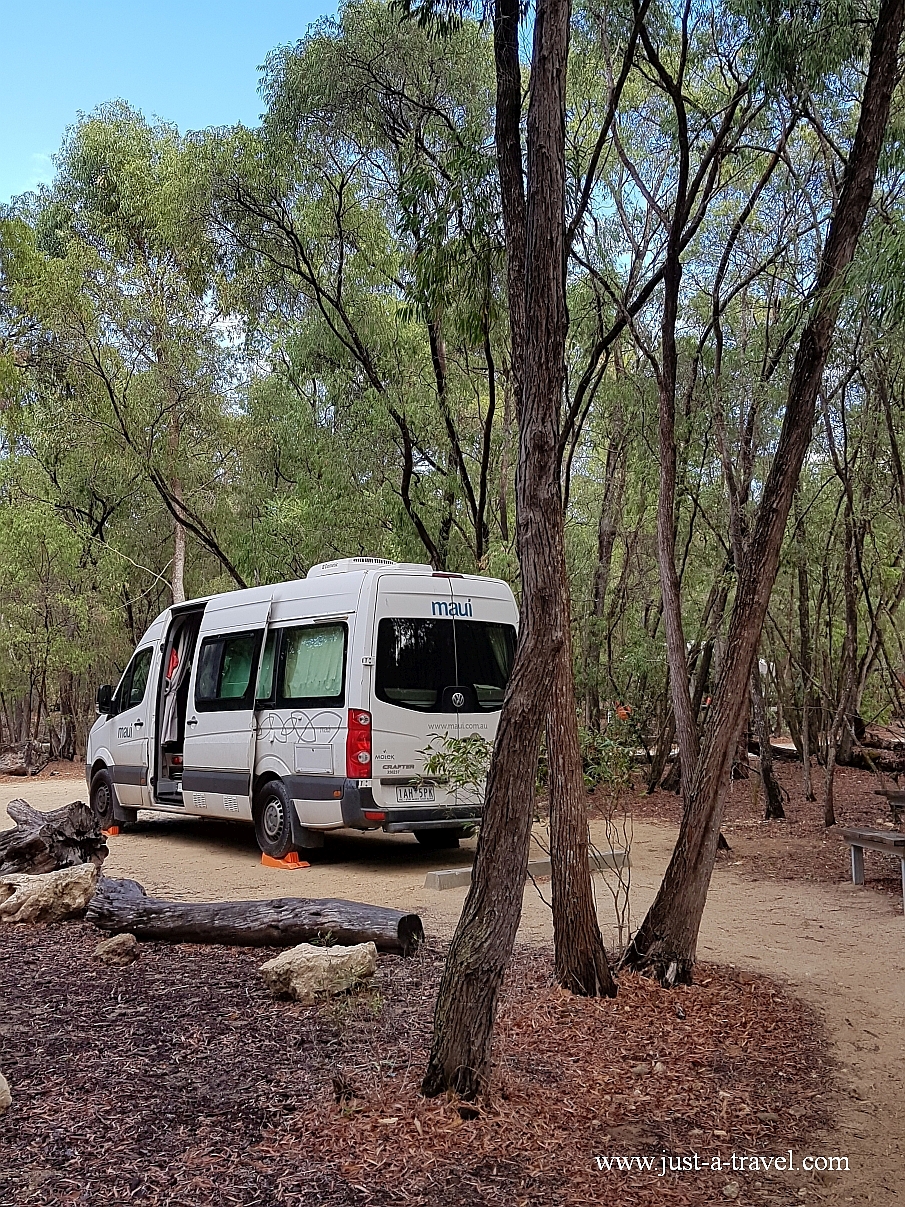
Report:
253,780,296,859
414,828,463,850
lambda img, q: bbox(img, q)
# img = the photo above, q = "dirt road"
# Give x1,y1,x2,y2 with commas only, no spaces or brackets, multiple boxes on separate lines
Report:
6,774,903,1204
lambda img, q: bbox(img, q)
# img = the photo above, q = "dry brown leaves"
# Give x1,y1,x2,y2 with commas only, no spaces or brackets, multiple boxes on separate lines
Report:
0,923,833,1206
603,763,905,899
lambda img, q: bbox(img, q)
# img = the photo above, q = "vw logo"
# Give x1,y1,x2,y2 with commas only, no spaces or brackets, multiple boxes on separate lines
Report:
451,691,465,709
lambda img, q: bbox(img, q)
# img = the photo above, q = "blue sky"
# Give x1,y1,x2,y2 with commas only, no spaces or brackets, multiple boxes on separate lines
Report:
1,0,336,203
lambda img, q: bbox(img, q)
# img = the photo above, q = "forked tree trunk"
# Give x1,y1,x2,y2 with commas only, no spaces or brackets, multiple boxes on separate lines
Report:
422,0,585,1099
622,0,904,984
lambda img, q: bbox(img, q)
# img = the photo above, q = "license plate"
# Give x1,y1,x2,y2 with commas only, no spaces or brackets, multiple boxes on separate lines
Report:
396,785,436,803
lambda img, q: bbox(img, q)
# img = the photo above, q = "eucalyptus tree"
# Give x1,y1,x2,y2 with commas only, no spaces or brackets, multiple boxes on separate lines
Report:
623,0,905,983
213,0,510,571
2,105,245,602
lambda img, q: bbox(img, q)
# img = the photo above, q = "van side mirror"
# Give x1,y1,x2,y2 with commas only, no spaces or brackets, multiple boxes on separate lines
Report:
96,685,114,716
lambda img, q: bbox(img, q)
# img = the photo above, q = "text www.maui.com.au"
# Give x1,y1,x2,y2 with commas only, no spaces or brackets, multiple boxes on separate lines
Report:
595,1152,849,1175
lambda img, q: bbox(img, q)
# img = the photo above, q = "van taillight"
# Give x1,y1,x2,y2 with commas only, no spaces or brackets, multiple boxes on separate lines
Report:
346,709,372,778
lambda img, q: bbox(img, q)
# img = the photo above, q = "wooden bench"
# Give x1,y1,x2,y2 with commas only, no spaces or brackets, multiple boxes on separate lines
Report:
841,828,905,913
873,789,905,824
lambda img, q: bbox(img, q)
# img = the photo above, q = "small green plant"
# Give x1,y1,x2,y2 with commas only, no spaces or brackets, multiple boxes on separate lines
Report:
419,732,493,808
580,726,633,790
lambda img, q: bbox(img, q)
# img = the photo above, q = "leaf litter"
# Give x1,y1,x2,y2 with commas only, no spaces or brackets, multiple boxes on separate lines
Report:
0,921,834,1206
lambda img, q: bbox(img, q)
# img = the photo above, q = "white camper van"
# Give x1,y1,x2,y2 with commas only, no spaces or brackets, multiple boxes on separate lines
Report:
86,559,518,856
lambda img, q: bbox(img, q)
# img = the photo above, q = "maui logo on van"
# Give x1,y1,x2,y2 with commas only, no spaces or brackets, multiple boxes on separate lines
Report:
431,599,473,617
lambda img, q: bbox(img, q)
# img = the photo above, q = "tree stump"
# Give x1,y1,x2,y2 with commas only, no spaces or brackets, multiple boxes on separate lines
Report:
0,800,108,876
86,877,425,956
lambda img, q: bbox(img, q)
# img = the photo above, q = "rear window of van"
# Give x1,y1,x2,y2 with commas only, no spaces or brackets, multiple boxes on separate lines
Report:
375,618,516,712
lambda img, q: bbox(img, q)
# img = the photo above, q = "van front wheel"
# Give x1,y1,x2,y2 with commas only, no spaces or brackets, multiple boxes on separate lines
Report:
414,828,463,850
253,780,296,859
89,769,117,830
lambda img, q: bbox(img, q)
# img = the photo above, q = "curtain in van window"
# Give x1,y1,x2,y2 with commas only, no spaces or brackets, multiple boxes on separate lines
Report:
281,624,345,702
162,623,194,742
487,626,512,680
195,633,259,707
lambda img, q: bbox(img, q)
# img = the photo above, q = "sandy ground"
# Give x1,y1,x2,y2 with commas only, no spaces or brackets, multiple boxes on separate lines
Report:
6,773,904,1205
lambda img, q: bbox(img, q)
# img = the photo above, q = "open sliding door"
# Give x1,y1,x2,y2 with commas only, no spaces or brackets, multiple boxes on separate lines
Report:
182,594,272,819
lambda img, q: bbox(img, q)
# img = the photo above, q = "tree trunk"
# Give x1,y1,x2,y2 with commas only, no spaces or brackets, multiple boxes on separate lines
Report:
586,432,626,730
422,0,583,1099
87,878,423,954
0,799,107,875
794,493,816,799
172,504,186,605
548,626,617,993
751,665,785,820
622,0,904,984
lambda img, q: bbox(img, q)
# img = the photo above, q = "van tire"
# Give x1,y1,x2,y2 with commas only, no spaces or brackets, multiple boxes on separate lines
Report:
414,829,462,849
89,769,117,831
253,780,296,859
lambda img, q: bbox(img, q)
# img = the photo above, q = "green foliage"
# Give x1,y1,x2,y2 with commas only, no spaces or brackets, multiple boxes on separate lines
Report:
420,732,493,806
0,0,902,766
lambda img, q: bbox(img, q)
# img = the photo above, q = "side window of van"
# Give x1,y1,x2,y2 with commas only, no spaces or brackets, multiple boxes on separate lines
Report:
256,630,278,702
277,623,347,706
113,647,154,713
195,632,262,711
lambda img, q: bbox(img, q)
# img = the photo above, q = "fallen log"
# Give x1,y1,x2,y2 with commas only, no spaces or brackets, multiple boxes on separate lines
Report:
0,800,107,875
86,877,425,956
842,748,905,774
0,746,47,777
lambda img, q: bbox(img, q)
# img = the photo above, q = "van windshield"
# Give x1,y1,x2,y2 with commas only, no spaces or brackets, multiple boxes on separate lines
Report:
375,618,516,712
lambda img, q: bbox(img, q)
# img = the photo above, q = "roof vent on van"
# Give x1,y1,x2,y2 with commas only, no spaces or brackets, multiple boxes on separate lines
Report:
307,557,399,578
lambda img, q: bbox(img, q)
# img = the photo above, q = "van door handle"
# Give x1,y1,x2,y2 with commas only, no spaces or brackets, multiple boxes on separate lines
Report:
186,717,198,727
133,719,144,728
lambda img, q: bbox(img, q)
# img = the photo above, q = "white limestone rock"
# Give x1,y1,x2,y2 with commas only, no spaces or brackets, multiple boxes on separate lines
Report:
0,863,99,923
260,941,378,1003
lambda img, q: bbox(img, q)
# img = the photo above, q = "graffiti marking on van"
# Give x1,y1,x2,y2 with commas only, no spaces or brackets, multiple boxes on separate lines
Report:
431,599,473,617
259,710,343,744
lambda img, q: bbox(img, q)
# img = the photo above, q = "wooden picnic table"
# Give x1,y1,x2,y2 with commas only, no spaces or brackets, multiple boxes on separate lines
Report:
841,827,905,913
874,788,905,824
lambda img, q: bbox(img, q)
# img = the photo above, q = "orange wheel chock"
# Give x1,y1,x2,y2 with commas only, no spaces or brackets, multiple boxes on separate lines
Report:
101,826,120,837
261,851,311,870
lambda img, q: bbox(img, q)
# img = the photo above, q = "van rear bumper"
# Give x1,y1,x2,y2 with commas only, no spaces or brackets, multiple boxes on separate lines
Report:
340,780,480,832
